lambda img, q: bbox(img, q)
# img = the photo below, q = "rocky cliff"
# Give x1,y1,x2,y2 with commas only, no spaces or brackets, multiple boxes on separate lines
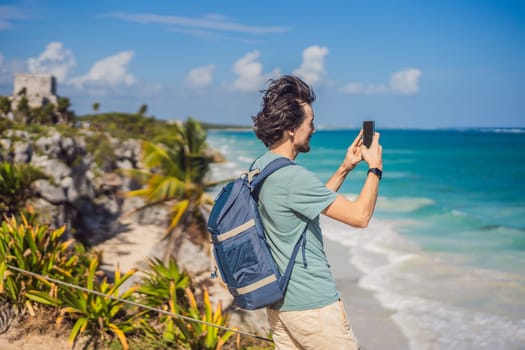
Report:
0,128,169,244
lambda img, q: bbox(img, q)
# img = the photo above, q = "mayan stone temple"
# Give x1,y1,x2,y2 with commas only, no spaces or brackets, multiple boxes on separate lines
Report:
12,73,59,108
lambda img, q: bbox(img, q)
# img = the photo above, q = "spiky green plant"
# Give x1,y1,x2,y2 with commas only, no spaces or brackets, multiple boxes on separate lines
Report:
180,287,235,350
57,257,138,350
137,257,191,309
0,215,89,313
135,257,234,349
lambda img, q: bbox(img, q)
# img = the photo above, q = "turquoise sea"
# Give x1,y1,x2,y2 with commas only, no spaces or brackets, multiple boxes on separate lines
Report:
206,128,525,350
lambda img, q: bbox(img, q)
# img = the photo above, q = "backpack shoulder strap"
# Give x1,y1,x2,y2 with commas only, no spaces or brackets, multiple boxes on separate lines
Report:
249,157,306,292
278,227,307,291
250,157,295,193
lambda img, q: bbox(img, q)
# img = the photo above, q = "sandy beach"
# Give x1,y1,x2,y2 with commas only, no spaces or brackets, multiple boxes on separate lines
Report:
324,236,409,350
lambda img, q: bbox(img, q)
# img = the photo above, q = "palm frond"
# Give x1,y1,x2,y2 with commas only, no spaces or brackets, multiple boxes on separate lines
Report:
165,200,190,237
142,141,184,180
124,188,151,198
148,176,186,203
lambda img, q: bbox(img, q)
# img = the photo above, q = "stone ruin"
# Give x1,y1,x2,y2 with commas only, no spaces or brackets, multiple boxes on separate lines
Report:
11,73,59,109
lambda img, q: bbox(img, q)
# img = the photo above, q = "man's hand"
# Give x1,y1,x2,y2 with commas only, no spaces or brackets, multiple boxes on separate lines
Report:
342,129,364,171
361,131,382,169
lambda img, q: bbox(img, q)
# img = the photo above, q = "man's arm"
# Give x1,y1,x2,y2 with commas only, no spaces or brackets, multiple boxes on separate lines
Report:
323,132,382,228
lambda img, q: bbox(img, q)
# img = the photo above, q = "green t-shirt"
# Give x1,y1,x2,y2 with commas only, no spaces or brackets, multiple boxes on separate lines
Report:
252,151,339,311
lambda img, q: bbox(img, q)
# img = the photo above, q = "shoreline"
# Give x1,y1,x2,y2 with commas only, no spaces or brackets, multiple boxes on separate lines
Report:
324,235,410,350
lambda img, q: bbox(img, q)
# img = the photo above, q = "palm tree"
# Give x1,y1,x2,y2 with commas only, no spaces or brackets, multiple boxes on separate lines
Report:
137,104,148,116
92,102,100,112
124,118,224,260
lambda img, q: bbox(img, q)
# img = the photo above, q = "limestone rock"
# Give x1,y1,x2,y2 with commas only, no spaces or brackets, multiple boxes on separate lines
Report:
34,130,62,158
34,179,66,203
13,140,32,163
33,157,71,180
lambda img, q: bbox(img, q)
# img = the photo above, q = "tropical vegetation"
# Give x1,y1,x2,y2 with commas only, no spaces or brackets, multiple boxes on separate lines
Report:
123,117,226,260
0,93,273,348
0,216,258,349
0,161,48,218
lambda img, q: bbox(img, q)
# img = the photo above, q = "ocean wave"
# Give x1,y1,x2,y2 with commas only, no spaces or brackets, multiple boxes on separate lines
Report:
451,209,467,216
237,155,253,164
320,216,525,349
207,161,243,187
477,128,525,134
390,296,525,350
383,171,412,179
375,196,435,213
433,127,525,134
337,195,434,214
479,128,525,133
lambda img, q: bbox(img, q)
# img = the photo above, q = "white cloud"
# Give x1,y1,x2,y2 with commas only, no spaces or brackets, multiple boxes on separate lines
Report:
341,68,422,95
69,51,136,88
232,50,280,92
185,64,215,89
27,42,76,82
293,45,329,86
341,83,388,95
104,12,289,35
389,68,422,95
167,26,262,44
0,5,28,30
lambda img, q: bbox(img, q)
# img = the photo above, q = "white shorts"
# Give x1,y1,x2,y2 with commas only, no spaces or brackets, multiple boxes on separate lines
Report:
267,299,360,350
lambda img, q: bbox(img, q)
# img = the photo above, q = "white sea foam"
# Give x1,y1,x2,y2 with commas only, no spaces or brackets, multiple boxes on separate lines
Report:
236,155,253,164
320,214,525,349
451,209,467,216
376,196,434,213
206,160,244,189
383,171,412,179
481,128,525,134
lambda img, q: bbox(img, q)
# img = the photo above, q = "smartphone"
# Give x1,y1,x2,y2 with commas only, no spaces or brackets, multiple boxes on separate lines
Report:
363,121,375,148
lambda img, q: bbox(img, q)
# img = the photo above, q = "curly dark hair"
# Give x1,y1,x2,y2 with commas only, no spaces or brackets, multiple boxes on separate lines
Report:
252,75,316,148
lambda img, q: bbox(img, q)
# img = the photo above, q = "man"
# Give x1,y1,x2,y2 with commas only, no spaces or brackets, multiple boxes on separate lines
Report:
251,75,382,349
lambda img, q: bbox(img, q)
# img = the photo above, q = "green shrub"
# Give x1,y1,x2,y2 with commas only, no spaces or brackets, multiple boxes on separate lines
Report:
56,258,138,349
0,215,89,312
0,215,137,349
134,257,235,349
138,257,191,310
84,132,117,170
0,117,14,134
0,216,272,349
134,257,192,348
0,161,49,218
180,287,235,350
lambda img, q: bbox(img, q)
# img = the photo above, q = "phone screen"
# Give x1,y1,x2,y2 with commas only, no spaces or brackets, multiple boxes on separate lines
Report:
363,121,375,148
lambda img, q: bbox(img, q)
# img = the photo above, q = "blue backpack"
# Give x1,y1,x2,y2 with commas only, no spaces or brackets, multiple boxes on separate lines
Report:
207,157,307,310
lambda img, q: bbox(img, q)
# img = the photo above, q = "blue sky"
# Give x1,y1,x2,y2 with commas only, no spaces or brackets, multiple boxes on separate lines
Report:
1,0,524,128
